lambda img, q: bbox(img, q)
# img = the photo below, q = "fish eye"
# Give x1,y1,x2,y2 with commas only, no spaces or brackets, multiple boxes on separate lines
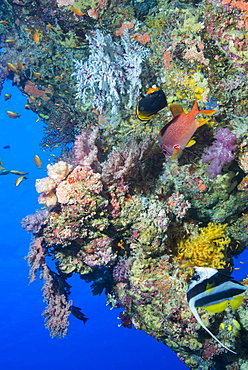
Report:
191,273,200,281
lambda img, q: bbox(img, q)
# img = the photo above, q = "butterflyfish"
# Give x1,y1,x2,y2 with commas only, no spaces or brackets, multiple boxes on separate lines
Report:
136,86,167,121
187,266,246,354
158,100,215,157
6,111,21,118
34,155,42,168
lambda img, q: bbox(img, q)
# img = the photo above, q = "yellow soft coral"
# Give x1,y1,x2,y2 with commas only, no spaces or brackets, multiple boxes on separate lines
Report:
177,223,231,271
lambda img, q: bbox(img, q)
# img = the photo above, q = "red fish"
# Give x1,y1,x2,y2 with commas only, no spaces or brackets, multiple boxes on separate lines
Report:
158,100,215,157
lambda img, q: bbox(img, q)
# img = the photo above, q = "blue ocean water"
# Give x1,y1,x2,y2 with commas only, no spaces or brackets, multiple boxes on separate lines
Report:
0,79,191,370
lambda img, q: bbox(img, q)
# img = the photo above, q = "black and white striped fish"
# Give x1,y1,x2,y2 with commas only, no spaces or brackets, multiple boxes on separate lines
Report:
187,266,246,354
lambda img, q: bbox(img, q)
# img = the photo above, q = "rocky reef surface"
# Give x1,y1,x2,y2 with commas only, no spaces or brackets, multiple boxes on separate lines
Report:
1,0,248,368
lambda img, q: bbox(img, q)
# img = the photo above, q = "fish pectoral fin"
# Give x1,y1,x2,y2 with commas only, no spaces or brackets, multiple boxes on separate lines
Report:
171,149,183,160
199,109,216,116
197,118,210,127
230,295,244,310
169,103,185,117
200,300,228,314
186,139,196,148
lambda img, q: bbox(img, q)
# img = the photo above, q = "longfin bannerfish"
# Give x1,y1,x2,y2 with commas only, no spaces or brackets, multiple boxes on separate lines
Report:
187,267,246,354
158,100,216,157
136,87,167,121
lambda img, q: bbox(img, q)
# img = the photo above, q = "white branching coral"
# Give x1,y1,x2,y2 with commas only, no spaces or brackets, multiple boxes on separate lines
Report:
73,29,150,115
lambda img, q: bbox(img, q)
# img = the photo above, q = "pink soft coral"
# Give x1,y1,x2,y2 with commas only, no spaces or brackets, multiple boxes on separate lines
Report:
201,128,236,179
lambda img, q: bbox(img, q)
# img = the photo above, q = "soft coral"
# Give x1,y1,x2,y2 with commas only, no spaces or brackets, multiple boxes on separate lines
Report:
201,127,236,179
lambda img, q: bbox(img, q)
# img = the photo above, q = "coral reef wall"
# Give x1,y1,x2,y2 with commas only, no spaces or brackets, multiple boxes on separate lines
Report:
2,0,248,369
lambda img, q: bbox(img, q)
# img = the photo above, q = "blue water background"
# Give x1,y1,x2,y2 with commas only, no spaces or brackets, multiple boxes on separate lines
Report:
0,79,246,370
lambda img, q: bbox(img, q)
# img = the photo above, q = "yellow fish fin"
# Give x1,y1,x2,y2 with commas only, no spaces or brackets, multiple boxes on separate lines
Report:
136,106,154,121
199,109,216,116
200,300,228,313
146,86,159,94
230,296,244,310
169,103,185,117
185,139,196,148
170,149,183,160
197,118,210,127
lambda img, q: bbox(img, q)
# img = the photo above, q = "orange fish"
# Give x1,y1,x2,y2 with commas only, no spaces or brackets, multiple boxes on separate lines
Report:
69,6,84,16
6,111,21,118
9,170,29,175
7,63,19,73
24,104,32,110
4,93,11,100
15,176,27,186
33,72,42,78
34,155,42,168
17,61,25,70
5,39,17,43
33,29,40,43
158,100,216,157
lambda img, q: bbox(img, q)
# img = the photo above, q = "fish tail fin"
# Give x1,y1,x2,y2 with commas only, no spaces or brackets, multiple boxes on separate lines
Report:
199,109,216,116
192,99,216,116
189,302,236,354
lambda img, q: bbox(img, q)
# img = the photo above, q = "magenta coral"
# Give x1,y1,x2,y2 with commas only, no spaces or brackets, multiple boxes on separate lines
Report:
201,128,237,179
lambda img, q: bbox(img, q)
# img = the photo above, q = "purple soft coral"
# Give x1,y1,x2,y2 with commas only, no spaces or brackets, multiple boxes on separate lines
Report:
21,209,49,233
202,128,236,179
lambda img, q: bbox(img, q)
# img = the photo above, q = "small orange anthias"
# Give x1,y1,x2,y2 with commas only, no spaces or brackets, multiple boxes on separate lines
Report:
158,100,216,158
